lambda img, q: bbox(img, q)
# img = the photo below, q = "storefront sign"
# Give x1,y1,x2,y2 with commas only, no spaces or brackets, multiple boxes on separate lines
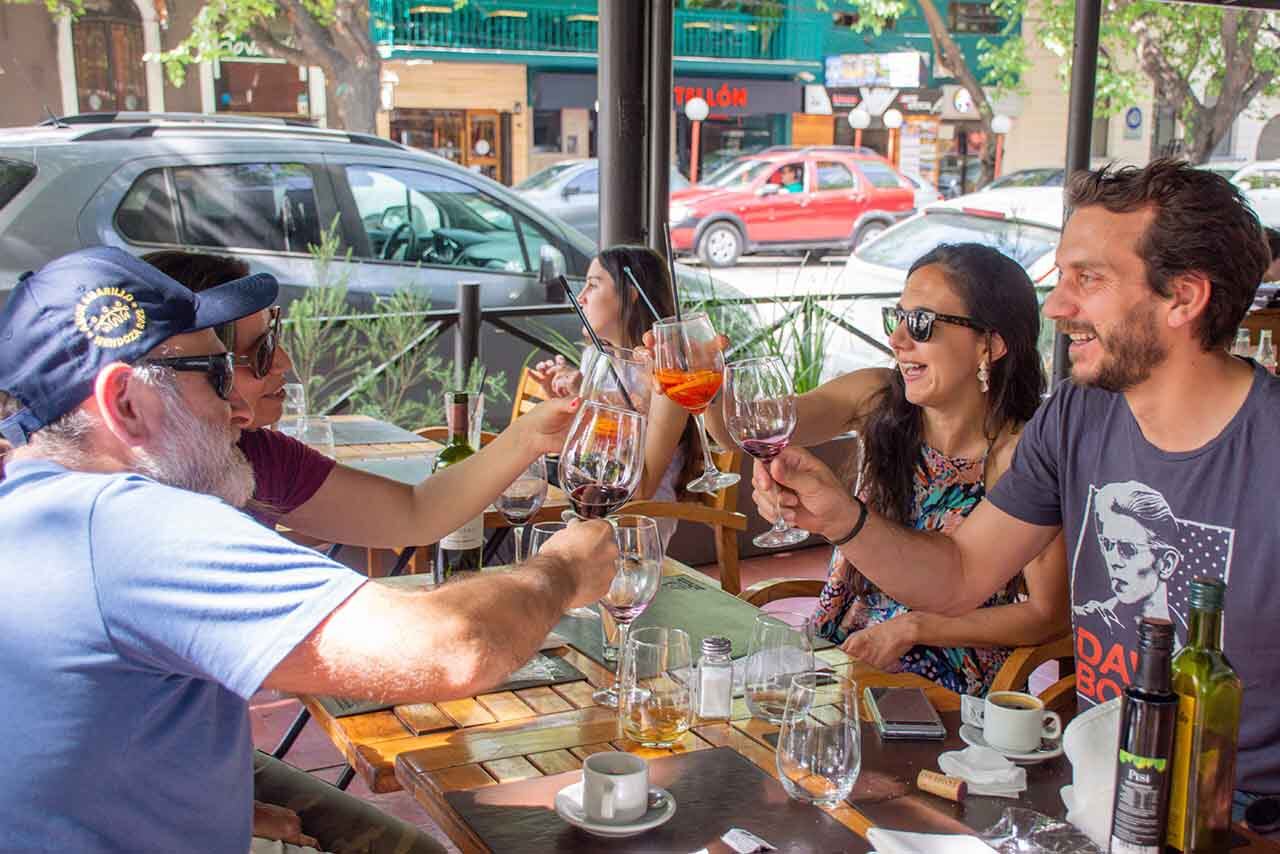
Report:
828,88,943,117
804,84,833,115
825,52,922,89
531,73,801,117
673,84,748,109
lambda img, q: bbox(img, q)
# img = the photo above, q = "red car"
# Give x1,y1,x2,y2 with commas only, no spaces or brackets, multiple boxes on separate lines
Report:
669,146,916,267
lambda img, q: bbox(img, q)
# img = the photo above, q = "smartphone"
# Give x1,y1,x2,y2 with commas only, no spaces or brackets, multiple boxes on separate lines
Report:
864,686,946,740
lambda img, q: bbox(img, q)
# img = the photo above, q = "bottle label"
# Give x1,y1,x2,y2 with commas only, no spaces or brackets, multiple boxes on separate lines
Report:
440,516,484,551
1111,748,1173,854
1165,693,1197,850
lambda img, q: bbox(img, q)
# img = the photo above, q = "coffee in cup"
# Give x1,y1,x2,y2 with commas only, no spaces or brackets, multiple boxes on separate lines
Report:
581,752,649,824
961,690,1062,753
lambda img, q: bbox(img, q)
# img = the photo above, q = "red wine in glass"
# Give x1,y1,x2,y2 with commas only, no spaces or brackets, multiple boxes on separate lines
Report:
739,432,792,462
568,483,631,519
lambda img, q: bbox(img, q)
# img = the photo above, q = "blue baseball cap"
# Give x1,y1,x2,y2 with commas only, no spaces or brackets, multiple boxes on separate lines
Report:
0,247,278,446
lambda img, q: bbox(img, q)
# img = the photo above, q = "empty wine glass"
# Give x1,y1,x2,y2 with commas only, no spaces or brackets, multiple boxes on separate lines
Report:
744,611,815,724
580,345,653,415
298,415,335,459
621,627,694,748
651,312,740,494
725,356,808,548
776,672,861,808
559,401,646,521
496,456,548,564
592,515,664,707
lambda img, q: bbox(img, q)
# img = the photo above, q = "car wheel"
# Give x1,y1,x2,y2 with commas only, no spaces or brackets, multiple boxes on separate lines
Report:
854,221,888,248
698,222,743,267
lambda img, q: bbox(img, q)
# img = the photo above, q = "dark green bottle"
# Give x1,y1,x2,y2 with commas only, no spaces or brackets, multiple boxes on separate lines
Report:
1166,578,1242,853
433,391,483,581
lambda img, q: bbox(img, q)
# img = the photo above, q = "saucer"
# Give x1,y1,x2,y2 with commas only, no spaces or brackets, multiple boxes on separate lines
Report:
554,781,677,838
959,724,1064,764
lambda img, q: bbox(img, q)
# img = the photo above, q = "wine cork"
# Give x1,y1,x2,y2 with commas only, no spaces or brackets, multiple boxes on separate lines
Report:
917,770,967,802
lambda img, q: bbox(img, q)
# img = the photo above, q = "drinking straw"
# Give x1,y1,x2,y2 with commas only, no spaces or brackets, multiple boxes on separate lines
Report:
557,275,638,412
622,266,662,323
663,223,682,322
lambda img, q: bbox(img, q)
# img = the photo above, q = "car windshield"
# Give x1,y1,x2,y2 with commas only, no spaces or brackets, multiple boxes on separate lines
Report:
516,162,579,192
989,169,1063,189
855,211,1059,271
701,159,772,189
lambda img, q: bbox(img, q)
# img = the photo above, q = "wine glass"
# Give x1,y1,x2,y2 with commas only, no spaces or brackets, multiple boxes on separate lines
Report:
495,456,548,564
592,515,664,707
621,627,694,748
776,672,861,807
580,345,653,414
725,356,809,548
559,400,646,521
744,611,815,724
651,312,740,494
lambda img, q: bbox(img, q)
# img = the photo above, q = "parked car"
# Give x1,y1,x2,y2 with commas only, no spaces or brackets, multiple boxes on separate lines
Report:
900,171,942,210
514,158,691,246
668,146,916,267
1201,160,1280,227
829,186,1063,376
936,154,985,199
987,167,1065,191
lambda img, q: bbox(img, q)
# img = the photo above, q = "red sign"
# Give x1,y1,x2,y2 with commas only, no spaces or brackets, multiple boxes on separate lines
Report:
673,84,748,109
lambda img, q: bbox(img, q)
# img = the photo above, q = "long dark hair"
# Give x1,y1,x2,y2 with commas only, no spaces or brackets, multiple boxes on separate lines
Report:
857,243,1045,524
594,245,699,494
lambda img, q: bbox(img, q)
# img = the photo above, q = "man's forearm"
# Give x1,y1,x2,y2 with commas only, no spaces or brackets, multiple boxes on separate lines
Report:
909,600,1069,651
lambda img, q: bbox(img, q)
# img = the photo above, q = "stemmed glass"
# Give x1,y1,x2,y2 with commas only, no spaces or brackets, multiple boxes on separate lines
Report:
725,356,809,548
776,672,862,807
559,401,646,521
592,515,664,707
495,457,548,564
651,312,740,494
580,346,653,415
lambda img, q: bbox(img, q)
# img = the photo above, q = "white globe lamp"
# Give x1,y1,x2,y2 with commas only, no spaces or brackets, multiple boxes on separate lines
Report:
847,108,871,130
882,108,904,130
684,97,710,123
991,114,1013,135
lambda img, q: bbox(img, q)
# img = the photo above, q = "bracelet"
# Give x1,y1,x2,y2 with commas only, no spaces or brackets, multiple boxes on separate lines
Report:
823,497,868,547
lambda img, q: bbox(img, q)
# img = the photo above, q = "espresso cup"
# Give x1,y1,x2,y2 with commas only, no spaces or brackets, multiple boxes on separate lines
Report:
961,690,1062,753
582,752,648,824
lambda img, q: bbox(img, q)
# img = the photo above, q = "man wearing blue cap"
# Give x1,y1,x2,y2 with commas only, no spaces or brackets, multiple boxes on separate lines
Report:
0,247,617,852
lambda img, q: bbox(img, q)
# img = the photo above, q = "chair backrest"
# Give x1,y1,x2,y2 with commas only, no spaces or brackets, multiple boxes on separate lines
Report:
511,367,548,422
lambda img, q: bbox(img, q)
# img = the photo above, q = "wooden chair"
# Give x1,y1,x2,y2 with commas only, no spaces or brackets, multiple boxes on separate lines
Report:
740,578,1076,718
1241,307,1280,347
510,365,549,421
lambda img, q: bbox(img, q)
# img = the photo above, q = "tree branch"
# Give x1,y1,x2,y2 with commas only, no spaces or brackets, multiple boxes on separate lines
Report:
246,23,312,68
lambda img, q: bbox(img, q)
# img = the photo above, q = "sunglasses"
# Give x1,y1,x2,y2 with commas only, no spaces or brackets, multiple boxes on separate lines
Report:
882,306,991,343
141,354,236,401
216,306,281,379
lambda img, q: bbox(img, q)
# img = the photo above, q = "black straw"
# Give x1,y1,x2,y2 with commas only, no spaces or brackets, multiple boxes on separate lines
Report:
557,275,638,412
622,266,662,323
663,224,682,321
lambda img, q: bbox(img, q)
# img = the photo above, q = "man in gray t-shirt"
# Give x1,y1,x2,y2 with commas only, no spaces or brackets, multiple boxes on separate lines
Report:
748,159,1279,801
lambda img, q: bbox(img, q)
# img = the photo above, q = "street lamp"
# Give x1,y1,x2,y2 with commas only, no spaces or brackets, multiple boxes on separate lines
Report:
882,108,904,167
848,107,871,150
991,114,1013,179
685,96,710,183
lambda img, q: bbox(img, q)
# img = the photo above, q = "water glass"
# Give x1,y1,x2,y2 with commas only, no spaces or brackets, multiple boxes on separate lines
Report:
776,672,861,807
592,515,663,707
621,627,694,748
278,382,307,437
527,521,596,620
298,415,335,459
744,611,815,724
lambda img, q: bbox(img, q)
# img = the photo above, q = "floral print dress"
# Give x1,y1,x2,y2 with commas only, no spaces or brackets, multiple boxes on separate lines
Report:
812,444,1016,696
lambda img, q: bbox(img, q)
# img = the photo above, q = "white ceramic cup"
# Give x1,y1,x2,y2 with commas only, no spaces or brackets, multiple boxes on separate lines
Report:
581,752,648,825
961,690,1062,753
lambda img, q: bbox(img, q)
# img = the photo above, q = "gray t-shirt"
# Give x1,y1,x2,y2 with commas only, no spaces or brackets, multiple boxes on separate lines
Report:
988,362,1280,794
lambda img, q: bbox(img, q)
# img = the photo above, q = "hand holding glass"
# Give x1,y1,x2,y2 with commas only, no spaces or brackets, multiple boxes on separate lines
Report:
592,515,663,707
725,356,808,548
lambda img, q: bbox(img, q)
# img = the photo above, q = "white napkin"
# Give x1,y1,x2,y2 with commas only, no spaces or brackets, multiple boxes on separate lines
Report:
1061,697,1122,849
866,828,993,853
937,746,1027,798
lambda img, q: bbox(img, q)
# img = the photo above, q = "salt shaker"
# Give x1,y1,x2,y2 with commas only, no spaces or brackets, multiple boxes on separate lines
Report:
695,636,734,722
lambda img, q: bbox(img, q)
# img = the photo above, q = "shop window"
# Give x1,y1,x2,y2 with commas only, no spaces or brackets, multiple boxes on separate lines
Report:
533,109,562,153
72,0,147,112
858,160,904,189
816,161,855,191
115,164,320,253
948,2,1003,34
1091,116,1110,158
392,109,466,164
215,60,309,118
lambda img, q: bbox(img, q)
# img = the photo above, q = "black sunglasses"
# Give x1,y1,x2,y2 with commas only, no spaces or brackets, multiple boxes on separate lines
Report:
882,306,991,343
216,306,281,379
141,354,236,401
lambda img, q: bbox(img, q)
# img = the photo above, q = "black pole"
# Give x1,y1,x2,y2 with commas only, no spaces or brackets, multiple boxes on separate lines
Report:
455,281,481,388
1053,0,1102,386
599,0,649,248
647,0,674,257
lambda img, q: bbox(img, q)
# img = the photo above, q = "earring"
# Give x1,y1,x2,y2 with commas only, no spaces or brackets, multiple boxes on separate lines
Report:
977,360,990,394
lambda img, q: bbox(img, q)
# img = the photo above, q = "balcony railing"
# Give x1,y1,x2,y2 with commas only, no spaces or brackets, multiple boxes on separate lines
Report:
370,1,823,63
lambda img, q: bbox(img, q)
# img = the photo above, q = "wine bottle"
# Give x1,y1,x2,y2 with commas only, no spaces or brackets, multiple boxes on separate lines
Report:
1110,617,1179,854
1166,578,1242,853
434,391,483,581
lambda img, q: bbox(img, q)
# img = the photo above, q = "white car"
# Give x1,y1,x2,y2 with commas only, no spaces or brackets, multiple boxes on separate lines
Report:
828,187,1063,376
900,172,942,210
1203,161,1280,228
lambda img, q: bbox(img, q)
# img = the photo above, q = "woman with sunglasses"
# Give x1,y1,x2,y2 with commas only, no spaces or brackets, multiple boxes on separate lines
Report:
709,242,1069,696
529,245,700,535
